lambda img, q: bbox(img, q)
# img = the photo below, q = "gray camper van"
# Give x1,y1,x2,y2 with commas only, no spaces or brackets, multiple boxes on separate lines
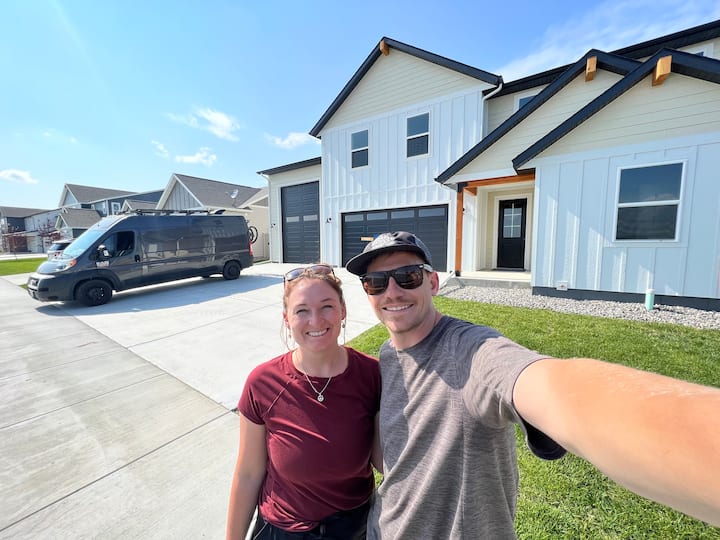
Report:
27,210,253,306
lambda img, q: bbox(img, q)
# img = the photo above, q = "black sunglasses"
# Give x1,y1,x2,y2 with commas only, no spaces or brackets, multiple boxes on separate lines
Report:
360,264,434,295
284,264,335,283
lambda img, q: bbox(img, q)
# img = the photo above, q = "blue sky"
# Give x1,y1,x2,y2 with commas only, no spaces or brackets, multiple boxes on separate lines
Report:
2,0,719,210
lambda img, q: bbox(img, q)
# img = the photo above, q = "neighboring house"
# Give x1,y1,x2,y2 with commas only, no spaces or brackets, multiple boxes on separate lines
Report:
52,184,164,238
156,173,270,260
0,206,61,253
58,184,163,219
54,207,103,240
261,19,720,310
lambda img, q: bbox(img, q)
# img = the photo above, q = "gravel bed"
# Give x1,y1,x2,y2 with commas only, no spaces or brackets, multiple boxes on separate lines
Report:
438,282,720,331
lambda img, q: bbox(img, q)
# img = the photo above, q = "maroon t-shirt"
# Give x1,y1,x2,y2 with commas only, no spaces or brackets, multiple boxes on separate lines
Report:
238,347,380,532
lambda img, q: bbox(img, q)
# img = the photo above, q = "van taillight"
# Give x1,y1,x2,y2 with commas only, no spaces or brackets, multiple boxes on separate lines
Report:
248,241,253,257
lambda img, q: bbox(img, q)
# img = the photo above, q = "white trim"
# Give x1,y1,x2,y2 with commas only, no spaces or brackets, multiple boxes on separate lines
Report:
491,193,532,270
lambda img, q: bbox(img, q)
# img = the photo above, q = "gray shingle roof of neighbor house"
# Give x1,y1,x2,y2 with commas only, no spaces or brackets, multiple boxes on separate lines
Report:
435,50,641,184
0,206,50,218
173,173,262,208
512,48,720,171
308,37,502,137
257,156,322,176
62,184,135,205
57,208,103,228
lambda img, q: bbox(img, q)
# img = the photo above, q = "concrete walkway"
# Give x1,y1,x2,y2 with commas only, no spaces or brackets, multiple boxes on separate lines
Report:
0,263,383,539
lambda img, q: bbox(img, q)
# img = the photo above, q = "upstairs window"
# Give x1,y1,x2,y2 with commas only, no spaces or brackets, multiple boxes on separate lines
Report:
351,130,369,168
615,163,683,241
406,113,429,157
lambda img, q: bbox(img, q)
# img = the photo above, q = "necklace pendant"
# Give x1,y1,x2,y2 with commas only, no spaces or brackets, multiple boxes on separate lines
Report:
317,394,325,402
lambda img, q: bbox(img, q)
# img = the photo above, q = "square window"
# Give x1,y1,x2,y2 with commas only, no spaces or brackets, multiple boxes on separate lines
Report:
351,130,369,168
407,113,429,158
615,163,682,241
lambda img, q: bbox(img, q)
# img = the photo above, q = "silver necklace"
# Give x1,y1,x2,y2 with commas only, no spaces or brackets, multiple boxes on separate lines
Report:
302,371,332,402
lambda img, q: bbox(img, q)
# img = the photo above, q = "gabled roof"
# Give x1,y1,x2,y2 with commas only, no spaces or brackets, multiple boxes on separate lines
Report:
309,37,502,137
436,50,641,183
513,49,720,171
121,199,158,211
257,156,321,176
0,206,50,218
57,207,102,228
171,174,262,209
61,184,135,205
490,18,720,98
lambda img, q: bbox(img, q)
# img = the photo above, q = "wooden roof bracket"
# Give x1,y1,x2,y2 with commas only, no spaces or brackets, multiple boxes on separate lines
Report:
379,39,390,56
652,55,672,86
585,56,597,81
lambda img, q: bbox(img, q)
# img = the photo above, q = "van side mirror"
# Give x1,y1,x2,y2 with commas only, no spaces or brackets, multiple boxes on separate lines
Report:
97,245,111,260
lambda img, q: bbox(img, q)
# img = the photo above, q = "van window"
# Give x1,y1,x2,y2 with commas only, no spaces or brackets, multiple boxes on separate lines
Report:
143,228,186,260
95,231,135,259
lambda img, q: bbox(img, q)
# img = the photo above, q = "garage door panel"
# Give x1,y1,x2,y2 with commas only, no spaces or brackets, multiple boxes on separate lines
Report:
342,205,447,270
282,182,320,263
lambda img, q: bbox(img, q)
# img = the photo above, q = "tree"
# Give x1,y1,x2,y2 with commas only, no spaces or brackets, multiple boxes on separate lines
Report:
1,225,28,254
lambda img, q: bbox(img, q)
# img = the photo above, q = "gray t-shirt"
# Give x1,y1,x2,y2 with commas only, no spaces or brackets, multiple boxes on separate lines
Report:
368,316,565,539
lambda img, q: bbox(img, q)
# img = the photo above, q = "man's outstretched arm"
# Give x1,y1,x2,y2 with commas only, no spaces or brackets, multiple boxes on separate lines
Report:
513,358,720,526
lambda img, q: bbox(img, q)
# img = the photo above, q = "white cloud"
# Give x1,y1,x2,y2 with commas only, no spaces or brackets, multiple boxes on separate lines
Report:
264,131,320,149
174,147,217,166
166,107,240,141
0,169,39,184
496,0,720,81
151,140,170,159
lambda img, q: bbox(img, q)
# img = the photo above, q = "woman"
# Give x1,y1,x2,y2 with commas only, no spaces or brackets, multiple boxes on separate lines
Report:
226,264,381,539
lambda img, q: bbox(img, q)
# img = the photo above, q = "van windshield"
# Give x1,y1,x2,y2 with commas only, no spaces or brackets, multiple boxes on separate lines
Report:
61,228,107,258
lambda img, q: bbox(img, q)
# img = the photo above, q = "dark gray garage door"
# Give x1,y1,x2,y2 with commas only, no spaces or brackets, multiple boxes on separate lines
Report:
282,182,320,263
342,205,448,270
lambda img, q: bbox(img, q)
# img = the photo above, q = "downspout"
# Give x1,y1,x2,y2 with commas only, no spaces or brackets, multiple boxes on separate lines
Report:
454,80,503,277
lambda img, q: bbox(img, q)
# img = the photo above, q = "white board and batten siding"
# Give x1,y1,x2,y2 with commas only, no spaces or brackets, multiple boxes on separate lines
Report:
527,74,720,299
318,48,496,267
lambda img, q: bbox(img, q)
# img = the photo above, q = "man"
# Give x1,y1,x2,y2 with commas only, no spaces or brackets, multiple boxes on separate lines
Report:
346,231,720,539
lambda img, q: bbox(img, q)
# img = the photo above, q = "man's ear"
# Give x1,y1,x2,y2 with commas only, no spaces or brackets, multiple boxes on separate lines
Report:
429,271,440,296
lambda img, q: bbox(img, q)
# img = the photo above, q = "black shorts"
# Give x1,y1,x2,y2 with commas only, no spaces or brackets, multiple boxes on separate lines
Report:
250,501,370,540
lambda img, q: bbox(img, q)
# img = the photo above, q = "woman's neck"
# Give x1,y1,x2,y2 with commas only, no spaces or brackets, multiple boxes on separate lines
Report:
293,346,347,377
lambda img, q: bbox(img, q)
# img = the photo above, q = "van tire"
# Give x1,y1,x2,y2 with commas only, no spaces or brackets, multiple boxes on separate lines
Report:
77,280,113,306
222,261,241,280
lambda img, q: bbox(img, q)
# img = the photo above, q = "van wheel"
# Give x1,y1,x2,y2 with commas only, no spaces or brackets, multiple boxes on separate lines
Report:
222,261,241,280
77,280,112,306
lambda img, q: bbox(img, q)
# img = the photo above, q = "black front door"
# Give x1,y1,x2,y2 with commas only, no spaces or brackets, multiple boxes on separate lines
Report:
497,199,526,269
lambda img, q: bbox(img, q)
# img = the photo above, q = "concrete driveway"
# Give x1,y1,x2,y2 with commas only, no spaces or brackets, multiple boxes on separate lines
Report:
50,263,380,410
0,262,381,539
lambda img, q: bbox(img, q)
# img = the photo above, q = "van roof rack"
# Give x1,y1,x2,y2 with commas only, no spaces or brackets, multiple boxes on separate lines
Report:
130,209,214,216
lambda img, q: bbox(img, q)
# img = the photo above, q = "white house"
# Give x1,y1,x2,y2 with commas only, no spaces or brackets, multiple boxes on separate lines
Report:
260,20,720,310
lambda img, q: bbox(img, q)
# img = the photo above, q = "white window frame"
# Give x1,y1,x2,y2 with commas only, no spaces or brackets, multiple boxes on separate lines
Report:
351,129,369,169
613,161,685,242
406,112,430,159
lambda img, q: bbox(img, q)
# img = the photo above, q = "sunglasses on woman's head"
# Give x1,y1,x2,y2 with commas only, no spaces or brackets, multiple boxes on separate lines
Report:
284,264,335,283
360,264,433,295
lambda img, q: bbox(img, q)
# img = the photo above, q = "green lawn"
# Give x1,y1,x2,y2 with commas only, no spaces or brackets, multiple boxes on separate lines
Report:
350,296,720,539
0,257,45,276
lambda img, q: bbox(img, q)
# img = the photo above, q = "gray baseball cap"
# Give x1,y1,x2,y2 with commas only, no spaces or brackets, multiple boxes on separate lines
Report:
346,231,433,276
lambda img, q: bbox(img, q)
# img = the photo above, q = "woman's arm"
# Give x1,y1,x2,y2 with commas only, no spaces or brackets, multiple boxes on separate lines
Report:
226,415,268,540
513,358,720,526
